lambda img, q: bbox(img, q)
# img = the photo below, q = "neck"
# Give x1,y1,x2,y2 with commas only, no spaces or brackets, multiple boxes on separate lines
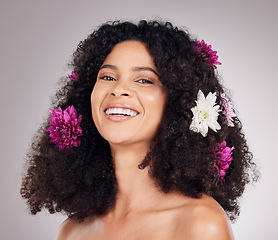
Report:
109,142,162,217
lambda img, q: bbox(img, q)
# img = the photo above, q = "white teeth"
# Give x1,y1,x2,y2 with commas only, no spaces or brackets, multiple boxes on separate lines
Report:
105,108,138,116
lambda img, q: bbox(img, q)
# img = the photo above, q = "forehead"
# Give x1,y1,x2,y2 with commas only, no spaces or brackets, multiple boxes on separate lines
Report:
102,40,156,69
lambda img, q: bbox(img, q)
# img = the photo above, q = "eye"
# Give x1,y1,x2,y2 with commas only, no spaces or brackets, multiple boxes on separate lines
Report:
99,75,116,81
136,79,154,84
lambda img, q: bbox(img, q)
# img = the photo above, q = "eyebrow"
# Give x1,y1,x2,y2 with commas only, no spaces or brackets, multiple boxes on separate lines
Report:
132,67,159,76
100,65,159,76
100,64,117,70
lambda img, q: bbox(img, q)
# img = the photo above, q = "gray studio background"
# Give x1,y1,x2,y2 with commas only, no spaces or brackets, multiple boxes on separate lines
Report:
1,0,277,239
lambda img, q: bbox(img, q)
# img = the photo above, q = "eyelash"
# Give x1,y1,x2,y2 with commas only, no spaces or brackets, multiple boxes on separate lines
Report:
99,76,115,81
136,79,154,84
99,75,154,84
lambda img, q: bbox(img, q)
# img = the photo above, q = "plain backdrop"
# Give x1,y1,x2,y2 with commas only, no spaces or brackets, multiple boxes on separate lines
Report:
1,0,277,239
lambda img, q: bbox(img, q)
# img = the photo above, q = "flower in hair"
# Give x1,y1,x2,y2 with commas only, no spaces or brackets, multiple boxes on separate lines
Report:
67,70,79,82
45,106,83,149
212,141,234,180
190,90,221,137
220,93,236,127
194,40,221,68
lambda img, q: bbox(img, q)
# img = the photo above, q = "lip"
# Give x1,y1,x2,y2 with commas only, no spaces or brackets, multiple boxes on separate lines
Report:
103,103,140,122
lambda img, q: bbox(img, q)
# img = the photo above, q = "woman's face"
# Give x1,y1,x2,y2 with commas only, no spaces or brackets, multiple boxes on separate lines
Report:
91,40,167,146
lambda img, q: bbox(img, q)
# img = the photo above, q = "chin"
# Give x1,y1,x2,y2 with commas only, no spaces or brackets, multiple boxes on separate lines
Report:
101,132,134,145
104,134,152,148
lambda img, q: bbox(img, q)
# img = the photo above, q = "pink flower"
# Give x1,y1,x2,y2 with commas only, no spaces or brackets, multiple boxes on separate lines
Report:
212,141,234,181
45,106,83,149
193,40,221,68
67,70,79,82
220,93,236,127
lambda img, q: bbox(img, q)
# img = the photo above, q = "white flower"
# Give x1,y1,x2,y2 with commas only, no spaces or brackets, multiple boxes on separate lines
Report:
190,90,221,137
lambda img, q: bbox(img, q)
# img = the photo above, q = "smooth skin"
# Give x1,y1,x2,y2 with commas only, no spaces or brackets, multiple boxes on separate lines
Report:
56,41,234,240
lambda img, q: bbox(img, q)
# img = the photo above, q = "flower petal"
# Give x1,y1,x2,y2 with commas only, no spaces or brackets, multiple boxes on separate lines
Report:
212,141,234,181
45,105,83,149
189,90,221,137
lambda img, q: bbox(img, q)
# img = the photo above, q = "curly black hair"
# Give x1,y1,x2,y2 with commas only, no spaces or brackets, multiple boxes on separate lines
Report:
20,20,257,222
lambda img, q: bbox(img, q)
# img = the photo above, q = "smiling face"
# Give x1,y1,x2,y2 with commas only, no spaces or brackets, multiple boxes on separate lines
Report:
91,40,167,147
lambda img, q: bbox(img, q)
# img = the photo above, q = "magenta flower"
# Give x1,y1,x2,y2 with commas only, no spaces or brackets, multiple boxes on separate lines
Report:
45,106,83,149
212,141,234,181
220,93,236,127
193,40,221,68
67,70,79,82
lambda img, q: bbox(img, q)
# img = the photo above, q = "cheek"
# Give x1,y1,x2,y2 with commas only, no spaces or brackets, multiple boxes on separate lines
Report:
144,90,167,114
90,85,102,121
140,90,167,133
90,90,96,112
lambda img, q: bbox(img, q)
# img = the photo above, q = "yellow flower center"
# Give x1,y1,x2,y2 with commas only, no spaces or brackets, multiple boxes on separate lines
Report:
199,110,209,121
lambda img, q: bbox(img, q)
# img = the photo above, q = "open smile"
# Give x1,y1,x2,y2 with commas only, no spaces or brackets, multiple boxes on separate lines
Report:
104,104,140,122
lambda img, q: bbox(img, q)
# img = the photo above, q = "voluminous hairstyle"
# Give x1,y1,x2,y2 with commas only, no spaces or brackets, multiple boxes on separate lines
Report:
21,20,257,221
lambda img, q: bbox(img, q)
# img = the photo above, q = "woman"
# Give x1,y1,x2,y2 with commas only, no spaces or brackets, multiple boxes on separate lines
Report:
21,20,257,239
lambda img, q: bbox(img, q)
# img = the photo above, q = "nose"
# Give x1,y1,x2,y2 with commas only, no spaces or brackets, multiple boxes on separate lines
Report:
110,80,134,97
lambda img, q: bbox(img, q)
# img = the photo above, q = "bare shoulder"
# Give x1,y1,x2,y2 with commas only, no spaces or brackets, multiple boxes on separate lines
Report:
55,217,80,240
55,215,104,240
175,194,234,240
